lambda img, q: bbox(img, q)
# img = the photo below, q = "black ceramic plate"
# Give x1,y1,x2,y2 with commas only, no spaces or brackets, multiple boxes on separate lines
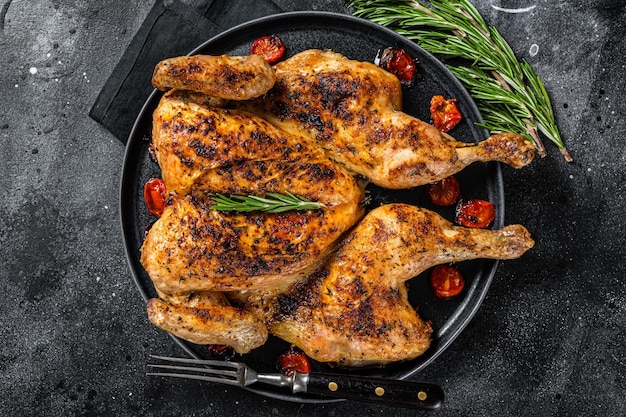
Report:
120,11,503,403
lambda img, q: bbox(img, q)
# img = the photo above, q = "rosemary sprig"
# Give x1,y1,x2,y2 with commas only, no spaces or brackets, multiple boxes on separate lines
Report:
349,0,572,161
209,192,326,213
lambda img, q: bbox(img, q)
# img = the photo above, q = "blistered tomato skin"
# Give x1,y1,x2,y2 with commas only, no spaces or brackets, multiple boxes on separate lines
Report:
430,265,465,299
144,178,167,218
276,346,311,376
251,35,286,64
378,47,416,86
455,199,496,229
425,176,461,206
430,95,463,132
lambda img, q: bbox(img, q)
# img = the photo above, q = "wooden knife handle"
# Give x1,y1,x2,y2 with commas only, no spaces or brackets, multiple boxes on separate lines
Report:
301,372,444,410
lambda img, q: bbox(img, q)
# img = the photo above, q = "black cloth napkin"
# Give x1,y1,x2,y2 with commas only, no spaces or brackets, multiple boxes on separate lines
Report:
90,0,350,143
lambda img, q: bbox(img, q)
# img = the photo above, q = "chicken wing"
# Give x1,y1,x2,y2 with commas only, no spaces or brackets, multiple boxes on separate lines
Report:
147,291,268,354
152,54,275,100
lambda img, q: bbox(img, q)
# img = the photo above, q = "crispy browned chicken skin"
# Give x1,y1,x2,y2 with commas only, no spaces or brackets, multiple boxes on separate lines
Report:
147,294,267,354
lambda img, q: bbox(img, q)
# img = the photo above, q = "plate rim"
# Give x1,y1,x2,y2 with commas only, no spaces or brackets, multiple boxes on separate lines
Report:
120,10,504,404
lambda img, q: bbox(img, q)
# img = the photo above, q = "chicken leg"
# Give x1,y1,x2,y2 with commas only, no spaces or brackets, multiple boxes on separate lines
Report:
240,49,535,188
233,204,534,366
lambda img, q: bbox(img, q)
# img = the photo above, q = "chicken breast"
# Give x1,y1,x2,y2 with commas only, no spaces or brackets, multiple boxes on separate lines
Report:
142,91,365,294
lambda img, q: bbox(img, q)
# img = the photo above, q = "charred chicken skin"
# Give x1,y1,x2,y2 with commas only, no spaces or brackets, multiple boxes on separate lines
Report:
141,51,535,362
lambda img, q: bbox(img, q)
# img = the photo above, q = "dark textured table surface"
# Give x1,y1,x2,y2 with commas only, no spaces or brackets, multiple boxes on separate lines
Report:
1,1,625,416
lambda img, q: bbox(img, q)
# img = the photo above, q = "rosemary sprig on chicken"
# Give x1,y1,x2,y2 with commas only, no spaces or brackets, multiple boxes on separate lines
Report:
210,192,327,213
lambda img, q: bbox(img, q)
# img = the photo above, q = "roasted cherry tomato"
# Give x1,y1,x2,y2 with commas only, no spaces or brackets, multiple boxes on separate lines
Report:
430,265,465,299
251,35,285,64
207,344,236,361
455,199,496,228
143,178,167,218
430,95,463,132
425,176,461,206
276,346,311,376
377,47,416,86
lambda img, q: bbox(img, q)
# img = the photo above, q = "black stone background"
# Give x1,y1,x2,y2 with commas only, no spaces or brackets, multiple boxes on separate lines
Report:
1,0,625,416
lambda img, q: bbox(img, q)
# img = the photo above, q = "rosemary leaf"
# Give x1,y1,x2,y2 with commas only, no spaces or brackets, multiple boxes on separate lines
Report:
209,192,326,213
349,0,572,161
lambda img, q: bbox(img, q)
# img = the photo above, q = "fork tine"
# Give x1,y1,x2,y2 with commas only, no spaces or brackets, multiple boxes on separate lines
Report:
149,354,241,369
147,370,243,387
148,364,238,378
147,355,245,387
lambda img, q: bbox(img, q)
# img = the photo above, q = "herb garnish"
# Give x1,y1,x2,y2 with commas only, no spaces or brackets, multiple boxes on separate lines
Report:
349,0,572,161
209,192,326,213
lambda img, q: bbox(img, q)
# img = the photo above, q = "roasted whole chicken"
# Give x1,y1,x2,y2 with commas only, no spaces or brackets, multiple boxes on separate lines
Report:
141,50,535,363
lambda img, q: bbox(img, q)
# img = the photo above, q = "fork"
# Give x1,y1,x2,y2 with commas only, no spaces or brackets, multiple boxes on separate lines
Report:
147,355,444,410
